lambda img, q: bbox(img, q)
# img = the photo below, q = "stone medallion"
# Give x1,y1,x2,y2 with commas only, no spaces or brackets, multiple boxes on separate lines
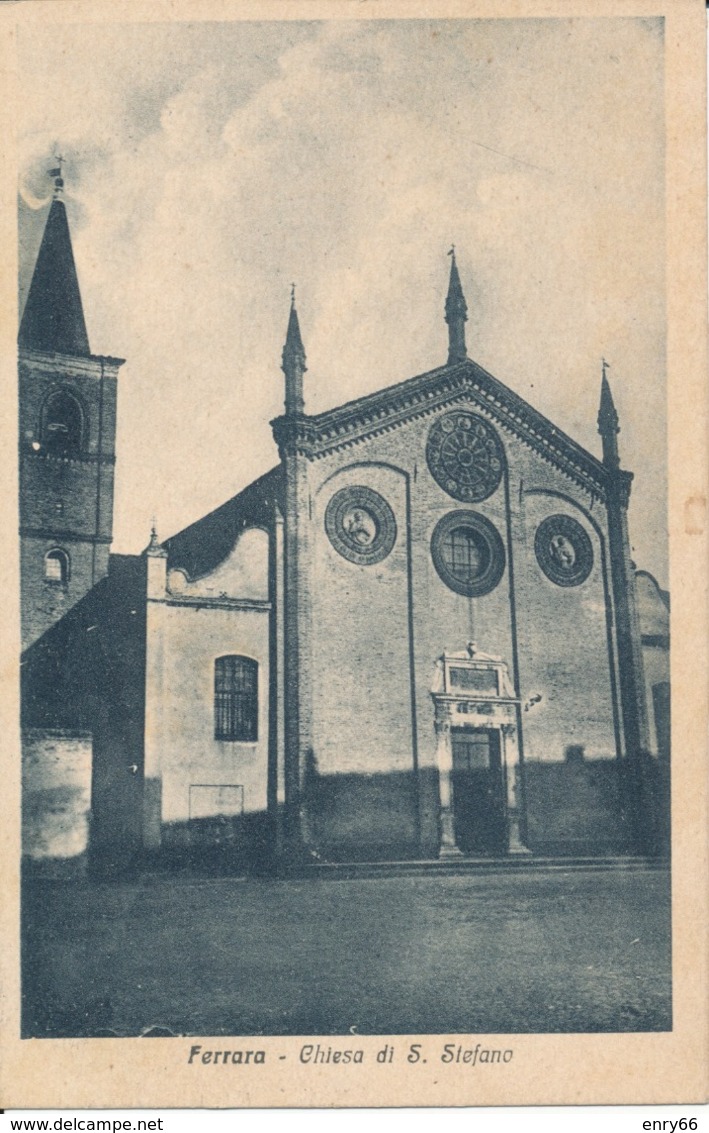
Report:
426,410,504,503
325,486,397,565
534,513,593,587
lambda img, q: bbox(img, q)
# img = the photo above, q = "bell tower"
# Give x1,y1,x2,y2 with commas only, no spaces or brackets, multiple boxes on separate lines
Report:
18,168,124,649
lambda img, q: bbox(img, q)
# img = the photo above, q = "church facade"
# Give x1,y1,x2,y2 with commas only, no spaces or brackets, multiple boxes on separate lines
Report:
20,177,670,875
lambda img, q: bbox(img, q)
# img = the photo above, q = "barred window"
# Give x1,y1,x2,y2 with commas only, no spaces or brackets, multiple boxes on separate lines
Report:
214,656,258,742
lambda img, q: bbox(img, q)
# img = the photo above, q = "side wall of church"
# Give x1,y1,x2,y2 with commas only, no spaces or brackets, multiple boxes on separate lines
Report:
143,528,272,869
303,394,627,859
635,571,670,758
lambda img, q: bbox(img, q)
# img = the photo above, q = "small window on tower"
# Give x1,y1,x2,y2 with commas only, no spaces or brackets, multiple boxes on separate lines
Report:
44,549,69,586
41,391,83,457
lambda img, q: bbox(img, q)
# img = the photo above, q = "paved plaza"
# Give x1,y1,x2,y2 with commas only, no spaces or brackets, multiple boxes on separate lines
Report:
22,865,671,1038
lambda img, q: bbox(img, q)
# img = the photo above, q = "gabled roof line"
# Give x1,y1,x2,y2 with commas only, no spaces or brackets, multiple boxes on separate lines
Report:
163,464,282,549
292,359,611,500
161,465,283,581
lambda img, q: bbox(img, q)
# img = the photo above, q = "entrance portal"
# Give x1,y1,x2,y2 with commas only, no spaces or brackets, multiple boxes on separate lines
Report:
451,728,507,853
431,643,526,856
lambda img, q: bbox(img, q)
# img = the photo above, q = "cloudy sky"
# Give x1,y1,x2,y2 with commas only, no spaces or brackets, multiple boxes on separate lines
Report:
17,16,667,584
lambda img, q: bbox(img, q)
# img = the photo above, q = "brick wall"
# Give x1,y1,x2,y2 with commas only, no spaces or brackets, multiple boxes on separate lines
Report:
19,351,119,649
302,395,621,858
22,728,92,874
523,756,634,855
21,555,148,877
514,486,618,762
20,537,109,650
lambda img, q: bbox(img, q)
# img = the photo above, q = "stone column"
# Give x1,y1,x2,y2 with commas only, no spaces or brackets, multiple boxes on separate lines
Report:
271,415,314,866
433,703,458,855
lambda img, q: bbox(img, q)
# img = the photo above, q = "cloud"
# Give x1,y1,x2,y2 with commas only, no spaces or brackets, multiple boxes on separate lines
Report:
17,18,667,583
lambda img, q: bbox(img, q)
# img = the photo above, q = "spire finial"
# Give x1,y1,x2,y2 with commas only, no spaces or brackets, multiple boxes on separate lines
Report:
146,517,168,557
49,156,65,201
445,246,468,364
600,358,615,406
146,517,161,553
290,282,296,309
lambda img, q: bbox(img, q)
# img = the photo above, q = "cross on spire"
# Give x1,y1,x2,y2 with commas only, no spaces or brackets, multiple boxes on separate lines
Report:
49,156,65,200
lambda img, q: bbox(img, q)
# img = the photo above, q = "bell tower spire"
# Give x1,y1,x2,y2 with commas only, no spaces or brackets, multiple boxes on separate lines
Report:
19,160,90,357
445,246,468,365
281,284,307,415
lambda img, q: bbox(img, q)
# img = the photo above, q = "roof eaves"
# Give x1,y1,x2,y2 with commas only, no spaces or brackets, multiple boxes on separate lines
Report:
161,465,283,580
298,359,610,498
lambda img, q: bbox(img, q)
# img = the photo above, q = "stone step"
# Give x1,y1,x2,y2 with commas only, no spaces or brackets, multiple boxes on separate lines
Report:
299,855,668,881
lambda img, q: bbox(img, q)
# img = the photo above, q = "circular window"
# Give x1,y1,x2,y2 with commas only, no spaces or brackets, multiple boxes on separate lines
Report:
325,486,397,566
431,511,506,597
534,514,593,587
426,410,504,503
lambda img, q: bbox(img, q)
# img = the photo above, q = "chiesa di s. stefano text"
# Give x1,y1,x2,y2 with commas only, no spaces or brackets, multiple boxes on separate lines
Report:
20,170,670,877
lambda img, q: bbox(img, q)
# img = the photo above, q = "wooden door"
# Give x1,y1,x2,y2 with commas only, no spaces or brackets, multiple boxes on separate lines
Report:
451,728,507,853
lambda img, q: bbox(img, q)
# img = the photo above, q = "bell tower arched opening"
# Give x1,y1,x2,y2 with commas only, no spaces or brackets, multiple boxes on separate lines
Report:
41,390,84,457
